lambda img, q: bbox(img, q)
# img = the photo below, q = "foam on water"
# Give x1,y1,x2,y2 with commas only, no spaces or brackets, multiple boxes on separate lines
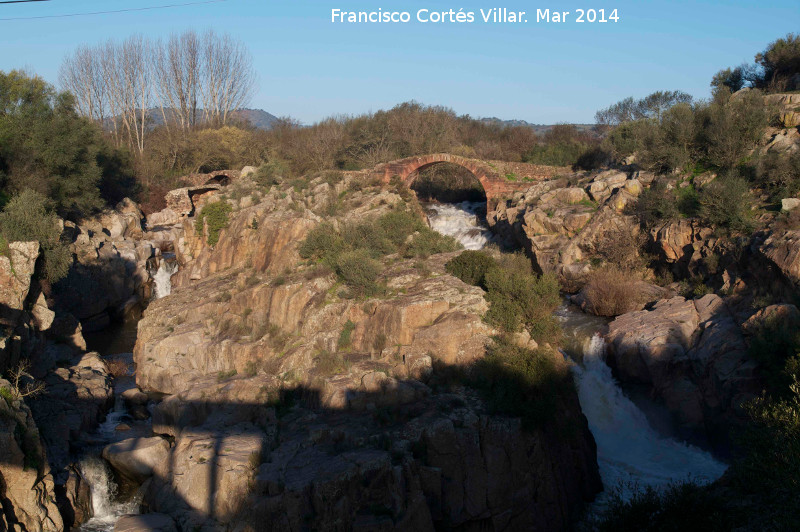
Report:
573,334,727,503
425,205,728,506
152,258,178,299
424,201,495,250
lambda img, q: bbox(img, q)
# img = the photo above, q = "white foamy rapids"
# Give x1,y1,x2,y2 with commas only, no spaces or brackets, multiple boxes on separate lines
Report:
425,201,494,250
573,334,727,502
152,259,178,299
79,456,140,532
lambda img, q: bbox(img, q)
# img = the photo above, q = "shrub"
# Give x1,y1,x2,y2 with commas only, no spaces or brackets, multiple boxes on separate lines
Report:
402,229,460,258
0,70,131,219
698,175,755,234
754,150,800,200
698,90,768,170
470,336,573,429
337,320,356,350
592,481,732,532
314,350,348,375
582,269,638,317
0,189,72,283
747,314,800,395
446,250,560,342
195,200,233,246
334,249,381,295
341,220,395,257
299,223,344,261
483,266,561,340
634,181,679,227
254,159,290,187
445,250,497,287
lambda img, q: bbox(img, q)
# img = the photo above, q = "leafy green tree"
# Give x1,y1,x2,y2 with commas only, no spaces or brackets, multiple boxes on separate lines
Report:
0,70,130,219
0,189,71,283
755,33,800,91
697,90,768,170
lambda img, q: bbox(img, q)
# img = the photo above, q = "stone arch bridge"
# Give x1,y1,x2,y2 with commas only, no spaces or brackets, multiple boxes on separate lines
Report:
371,153,567,203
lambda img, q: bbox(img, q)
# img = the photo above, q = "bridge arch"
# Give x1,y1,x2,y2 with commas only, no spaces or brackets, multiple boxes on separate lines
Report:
375,154,497,199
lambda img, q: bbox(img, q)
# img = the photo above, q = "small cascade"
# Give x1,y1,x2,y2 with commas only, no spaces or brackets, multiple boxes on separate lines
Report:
151,255,178,299
78,457,140,532
424,201,495,250
78,377,144,531
572,333,727,505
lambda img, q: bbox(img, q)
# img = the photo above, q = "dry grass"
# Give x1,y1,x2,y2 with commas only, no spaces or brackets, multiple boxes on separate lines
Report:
582,269,639,317
105,357,132,378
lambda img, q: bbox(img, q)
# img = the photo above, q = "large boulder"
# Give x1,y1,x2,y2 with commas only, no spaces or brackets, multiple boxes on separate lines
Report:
606,295,761,431
115,513,177,532
0,379,64,532
103,437,171,484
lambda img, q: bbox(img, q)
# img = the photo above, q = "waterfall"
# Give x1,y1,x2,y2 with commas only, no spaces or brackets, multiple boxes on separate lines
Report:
423,207,728,507
78,457,140,532
152,258,178,299
573,333,727,503
424,201,495,250
78,393,141,531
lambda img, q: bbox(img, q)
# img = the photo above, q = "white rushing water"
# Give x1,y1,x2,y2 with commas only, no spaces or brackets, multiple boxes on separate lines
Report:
79,396,141,532
427,202,728,505
79,457,140,532
424,201,495,250
152,258,178,299
573,334,727,503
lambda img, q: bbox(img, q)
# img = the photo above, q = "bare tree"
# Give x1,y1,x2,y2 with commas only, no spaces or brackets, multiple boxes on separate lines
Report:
200,29,256,126
6,361,45,399
155,30,201,131
59,44,107,123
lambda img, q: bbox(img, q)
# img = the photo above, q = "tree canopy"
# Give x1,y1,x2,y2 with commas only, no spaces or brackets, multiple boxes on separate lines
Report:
0,70,131,219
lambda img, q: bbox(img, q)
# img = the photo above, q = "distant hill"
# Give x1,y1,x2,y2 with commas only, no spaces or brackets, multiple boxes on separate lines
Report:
232,108,279,129
105,108,280,131
478,117,597,135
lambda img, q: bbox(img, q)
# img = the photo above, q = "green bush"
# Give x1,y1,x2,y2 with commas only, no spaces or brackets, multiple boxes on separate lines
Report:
334,249,381,295
698,175,755,234
254,159,290,187
195,201,233,246
747,314,800,395
484,267,561,339
446,250,561,342
299,209,461,292
754,150,800,200
470,336,573,429
298,223,343,261
337,320,356,350
0,70,133,219
634,181,679,227
401,229,460,258
698,90,768,170
0,189,72,283
592,481,732,532
445,250,497,287
341,220,395,257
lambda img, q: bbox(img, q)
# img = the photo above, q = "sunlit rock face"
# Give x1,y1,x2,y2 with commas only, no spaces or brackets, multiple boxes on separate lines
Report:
128,171,601,530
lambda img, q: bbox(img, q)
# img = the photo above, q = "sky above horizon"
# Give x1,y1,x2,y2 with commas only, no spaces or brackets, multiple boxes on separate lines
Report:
0,0,797,124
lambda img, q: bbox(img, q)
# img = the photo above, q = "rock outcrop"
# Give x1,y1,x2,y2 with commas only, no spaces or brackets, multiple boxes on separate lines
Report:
486,170,646,290
54,199,159,331
0,378,64,532
127,172,602,530
606,295,761,433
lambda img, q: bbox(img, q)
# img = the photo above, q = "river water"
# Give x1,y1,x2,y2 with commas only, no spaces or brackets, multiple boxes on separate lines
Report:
425,201,728,507
78,257,177,531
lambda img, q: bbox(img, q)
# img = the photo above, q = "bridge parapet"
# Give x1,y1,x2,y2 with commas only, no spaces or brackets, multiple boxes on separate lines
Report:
371,153,569,202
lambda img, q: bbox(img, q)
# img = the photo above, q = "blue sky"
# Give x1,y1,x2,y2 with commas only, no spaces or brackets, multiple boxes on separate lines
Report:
0,1,797,124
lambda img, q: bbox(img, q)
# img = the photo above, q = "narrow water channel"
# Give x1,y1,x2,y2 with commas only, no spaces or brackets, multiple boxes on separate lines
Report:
424,200,728,507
